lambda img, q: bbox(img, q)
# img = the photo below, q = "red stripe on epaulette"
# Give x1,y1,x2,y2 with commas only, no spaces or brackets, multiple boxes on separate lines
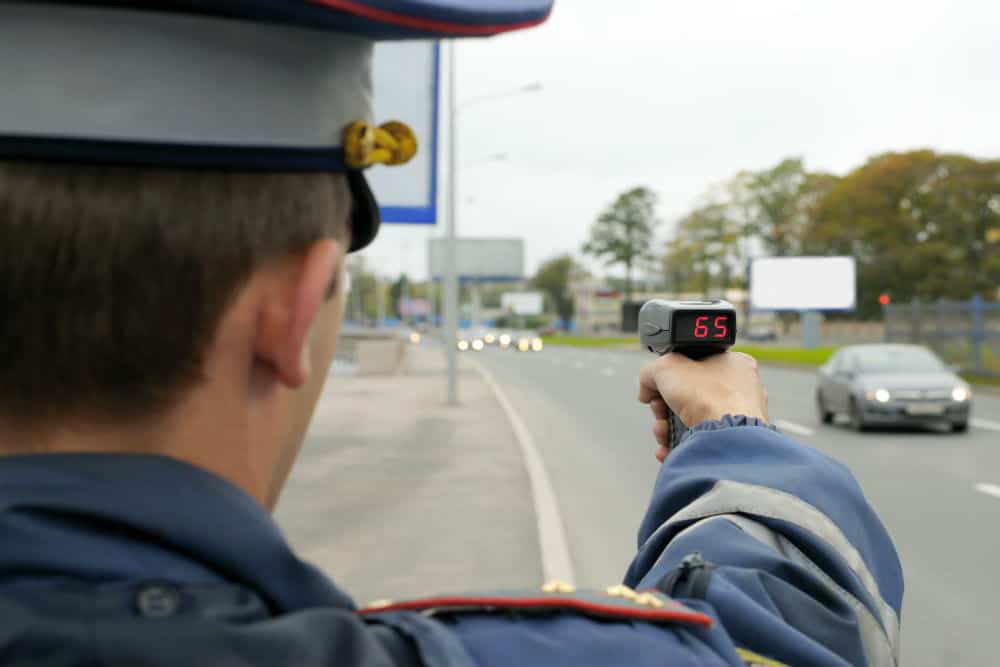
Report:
357,594,714,627
308,1,550,35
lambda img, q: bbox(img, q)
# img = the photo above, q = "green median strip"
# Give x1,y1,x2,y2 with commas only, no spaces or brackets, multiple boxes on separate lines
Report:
732,346,836,367
961,373,1000,388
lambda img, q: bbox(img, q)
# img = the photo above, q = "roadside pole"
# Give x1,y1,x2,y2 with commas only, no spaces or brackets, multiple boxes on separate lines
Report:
443,40,459,405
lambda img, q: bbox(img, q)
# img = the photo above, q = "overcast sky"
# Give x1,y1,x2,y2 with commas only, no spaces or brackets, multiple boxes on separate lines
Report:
359,0,1000,282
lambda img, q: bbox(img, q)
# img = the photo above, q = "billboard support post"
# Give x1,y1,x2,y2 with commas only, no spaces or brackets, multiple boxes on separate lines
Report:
801,311,820,350
471,281,482,327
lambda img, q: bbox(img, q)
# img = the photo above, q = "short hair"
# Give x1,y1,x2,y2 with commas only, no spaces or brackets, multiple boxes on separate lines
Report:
0,162,350,427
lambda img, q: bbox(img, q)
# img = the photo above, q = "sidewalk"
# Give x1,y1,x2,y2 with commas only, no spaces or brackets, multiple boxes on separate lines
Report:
274,343,542,605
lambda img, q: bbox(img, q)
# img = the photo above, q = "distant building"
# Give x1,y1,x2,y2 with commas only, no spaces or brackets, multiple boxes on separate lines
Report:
571,280,622,335
572,279,751,335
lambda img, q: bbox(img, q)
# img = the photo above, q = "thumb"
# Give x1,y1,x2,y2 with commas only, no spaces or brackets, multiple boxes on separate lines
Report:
638,352,697,404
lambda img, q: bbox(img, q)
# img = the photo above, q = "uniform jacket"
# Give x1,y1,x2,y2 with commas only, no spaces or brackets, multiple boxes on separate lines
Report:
0,417,903,666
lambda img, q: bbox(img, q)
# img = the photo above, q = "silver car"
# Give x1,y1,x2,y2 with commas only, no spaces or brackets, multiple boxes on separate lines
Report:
816,344,972,432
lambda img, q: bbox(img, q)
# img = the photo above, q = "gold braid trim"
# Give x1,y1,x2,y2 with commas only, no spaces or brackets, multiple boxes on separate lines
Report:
343,120,418,168
735,647,792,667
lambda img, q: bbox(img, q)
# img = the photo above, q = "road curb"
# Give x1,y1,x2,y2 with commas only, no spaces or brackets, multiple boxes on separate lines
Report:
469,357,576,585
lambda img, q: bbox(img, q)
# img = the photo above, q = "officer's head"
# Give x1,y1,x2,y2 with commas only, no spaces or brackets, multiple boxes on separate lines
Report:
0,164,353,505
0,2,552,508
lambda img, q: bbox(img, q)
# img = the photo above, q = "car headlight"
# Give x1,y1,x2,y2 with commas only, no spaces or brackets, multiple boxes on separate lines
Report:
517,340,530,352
952,386,971,402
471,339,485,351
531,338,543,352
408,332,421,344
484,333,496,344
865,388,891,403
499,334,511,346
457,340,469,351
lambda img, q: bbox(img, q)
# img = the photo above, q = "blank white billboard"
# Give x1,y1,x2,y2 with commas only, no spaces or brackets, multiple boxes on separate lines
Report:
750,256,856,311
501,291,544,316
428,238,524,281
369,41,439,224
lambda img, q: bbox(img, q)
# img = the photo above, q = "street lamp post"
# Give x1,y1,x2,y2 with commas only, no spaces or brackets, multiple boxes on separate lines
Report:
443,41,460,405
442,40,541,405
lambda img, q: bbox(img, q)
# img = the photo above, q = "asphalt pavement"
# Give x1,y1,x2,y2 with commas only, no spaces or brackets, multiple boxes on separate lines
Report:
473,344,1000,667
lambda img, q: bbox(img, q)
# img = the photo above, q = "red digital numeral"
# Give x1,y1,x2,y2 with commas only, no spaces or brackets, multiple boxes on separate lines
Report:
694,316,709,338
713,315,728,339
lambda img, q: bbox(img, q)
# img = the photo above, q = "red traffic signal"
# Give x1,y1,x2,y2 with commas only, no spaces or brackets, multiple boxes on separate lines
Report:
878,293,891,306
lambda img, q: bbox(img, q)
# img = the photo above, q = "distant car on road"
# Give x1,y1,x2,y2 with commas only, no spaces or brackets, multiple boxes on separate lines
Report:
457,328,485,352
743,325,778,342
511,330,544,352
816,344,972,432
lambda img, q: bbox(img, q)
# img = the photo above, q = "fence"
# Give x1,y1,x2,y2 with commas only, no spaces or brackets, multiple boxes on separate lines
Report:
885,295,1000,376
784,319,884,345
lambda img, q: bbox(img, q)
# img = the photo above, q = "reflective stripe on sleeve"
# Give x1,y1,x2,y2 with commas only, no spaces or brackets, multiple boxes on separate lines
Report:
643,480,900,664
670,514,895,667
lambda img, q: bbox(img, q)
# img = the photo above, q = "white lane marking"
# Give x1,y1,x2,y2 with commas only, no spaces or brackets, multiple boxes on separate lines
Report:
573,361,585,370
774,419,815,437
972,418,1000,432
550,358,561,366
601,367,616,377
471,360,575,584
974,483,1000,500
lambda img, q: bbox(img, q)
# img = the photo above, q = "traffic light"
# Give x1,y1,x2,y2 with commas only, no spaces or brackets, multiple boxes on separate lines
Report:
878,293,891,306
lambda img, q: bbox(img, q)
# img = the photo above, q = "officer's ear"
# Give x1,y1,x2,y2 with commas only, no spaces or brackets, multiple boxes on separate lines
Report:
253,238,344,389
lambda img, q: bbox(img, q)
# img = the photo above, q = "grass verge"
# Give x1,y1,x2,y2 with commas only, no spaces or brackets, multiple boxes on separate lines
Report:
961,373,1000,388
732,346,837,367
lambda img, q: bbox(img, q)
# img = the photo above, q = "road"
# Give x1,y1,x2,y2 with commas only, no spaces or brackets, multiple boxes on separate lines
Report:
474,344,1000,667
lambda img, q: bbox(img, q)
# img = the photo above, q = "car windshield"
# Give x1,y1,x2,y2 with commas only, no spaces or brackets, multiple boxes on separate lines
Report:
854,347,947,374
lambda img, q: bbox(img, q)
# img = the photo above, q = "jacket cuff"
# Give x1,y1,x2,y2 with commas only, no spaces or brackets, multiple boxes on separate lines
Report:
687,414,777,437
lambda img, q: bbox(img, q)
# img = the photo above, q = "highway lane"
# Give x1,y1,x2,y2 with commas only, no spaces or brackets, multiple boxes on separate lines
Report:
475,344,1000,667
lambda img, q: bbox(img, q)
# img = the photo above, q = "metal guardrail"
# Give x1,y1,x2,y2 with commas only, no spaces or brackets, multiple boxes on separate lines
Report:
885,295,1000,376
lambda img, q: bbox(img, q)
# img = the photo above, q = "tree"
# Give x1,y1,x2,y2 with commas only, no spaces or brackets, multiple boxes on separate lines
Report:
729,157,839,258
389,273,410,317
806,150,1000,317
665,201,744,293
530,255,585,328
583,187,660,302
345,256,379,321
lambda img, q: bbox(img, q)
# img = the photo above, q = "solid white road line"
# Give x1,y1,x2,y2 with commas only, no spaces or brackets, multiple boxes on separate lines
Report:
774,419,816,437
974,483,1000,500
471,359,575,584
573,361,585,370
972,418,1000,432
601,367,616,377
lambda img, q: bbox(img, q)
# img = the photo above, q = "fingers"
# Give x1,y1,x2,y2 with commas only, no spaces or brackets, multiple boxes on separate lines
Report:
637,352,695,404
652,418,669,447
655,445,669,464
649,397,670,421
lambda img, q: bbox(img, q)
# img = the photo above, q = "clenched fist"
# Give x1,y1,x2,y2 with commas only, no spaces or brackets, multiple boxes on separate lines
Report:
638,351,769,462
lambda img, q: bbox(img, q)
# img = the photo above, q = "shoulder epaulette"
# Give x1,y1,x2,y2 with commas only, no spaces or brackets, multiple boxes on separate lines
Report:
358,581,713,628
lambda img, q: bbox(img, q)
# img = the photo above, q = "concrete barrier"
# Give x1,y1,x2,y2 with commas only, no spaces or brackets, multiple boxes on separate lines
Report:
337,331,407,376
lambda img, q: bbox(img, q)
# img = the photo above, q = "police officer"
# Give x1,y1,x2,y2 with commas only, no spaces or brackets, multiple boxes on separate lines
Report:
0,2,901,666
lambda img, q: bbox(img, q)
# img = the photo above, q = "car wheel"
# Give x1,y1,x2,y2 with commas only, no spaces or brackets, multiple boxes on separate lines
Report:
849,399,867,432
951,421,969,433
816,391,834,424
